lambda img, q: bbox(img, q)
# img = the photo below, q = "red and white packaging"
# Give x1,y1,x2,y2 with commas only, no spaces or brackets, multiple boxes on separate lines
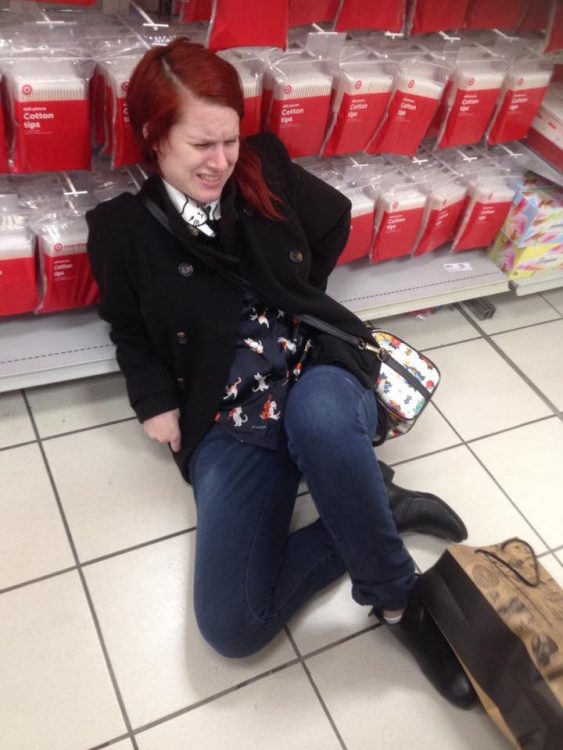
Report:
334,0,406,34
437,60,506,148
321,60,395,157
338,185,377,265
464,0,526,30
367,60,449,156
371,183,427,263
206,0,288,52
544,1,563,54
101,55,143,168
263,60,333,158
414,176,468,255
219,52,264,137
288,0,339,27
451,175,516,252
408,0,470,35
519,0,551,31
5,58,92,174
177,0,212,23
0,84,8,174
34,212,99,314
0,217,38,318
527,87,563,171
486,60,553,145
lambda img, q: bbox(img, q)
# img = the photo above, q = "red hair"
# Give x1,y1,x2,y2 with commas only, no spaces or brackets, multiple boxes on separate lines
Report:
127,38,283,221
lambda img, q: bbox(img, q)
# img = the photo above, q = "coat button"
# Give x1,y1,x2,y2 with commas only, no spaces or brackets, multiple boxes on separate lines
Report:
176,377,186,389
242,204,254,217
289,250,304,263
176,331,188,344
178,262,194,277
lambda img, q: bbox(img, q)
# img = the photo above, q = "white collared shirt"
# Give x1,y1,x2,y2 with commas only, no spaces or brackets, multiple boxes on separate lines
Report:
163,180,221,238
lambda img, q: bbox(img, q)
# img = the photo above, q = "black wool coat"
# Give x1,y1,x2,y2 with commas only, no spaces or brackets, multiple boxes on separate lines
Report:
86,133,379,476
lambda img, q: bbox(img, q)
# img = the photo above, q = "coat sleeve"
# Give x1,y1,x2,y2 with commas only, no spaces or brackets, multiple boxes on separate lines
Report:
86,199,179,422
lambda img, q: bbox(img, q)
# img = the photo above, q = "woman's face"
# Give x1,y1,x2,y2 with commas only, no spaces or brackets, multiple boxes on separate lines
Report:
155,96,240,204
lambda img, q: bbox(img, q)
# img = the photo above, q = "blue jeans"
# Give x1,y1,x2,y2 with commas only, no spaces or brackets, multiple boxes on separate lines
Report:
188,365,416,657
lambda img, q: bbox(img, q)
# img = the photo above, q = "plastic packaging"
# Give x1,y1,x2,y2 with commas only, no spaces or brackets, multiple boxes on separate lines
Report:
321,59,396,156
262,58,333,158
486,59,553,145
99,55,144,168
518,0,551,32
544,1,563,54
408,0,470,35
436,58,506,148
464,0,526,31
371,180,427,262
3,56,93,174
218,50,265,137
288,0,339,27
367,59,449,156
338,184,377,264
33,209,99,314
414,173,468,255
177,0,212,23
206,0,289,52
334,0,406,34
526,86,563,171
0,212,37,317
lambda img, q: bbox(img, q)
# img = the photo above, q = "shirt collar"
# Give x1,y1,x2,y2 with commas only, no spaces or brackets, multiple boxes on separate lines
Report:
162,180,221,238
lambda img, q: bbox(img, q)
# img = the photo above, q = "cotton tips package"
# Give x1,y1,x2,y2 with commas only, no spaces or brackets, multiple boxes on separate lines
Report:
486,59,553,145
371,181,427,263
413,175,468,256
333,0,405,34
4,57,93,174
99,55,143,168
407,0,470,36
338,185,377,265
288,0,339,27
367,59,449,157
436,59,506,149
206,0,289,51
527,87,563,171
321,60,396,157
451,173,517,252
263,59,333,158
218,51,265,137
0,212,37,317
33,210,99,314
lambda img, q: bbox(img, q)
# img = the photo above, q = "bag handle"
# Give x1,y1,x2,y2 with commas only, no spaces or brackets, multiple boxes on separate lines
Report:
475,537,540,587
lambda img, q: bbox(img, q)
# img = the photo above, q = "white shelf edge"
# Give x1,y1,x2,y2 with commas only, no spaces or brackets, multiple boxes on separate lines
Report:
510,269,563,296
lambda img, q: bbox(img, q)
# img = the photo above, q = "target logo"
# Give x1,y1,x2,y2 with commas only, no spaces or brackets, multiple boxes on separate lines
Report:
517,77,524,86
22,84,33,96
284,84,292,95
354,80,362,90
121,81,129,93
392,200,399,209
468,77,475,86
408,79,415,89
54,243,63,252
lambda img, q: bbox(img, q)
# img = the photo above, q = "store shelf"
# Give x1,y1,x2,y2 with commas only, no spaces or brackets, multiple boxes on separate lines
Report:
510,268,563,296
519,143,563,188
0,249,509,393
327,249,509,319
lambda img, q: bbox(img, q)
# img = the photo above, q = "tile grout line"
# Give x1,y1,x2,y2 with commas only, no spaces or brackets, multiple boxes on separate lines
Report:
539,292,563,319
21,391,141,750
455,303,563,421
284,626,349,750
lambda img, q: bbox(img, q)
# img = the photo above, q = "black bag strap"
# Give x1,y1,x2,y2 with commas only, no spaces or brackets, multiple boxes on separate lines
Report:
476,538,540,588
140,194,431,399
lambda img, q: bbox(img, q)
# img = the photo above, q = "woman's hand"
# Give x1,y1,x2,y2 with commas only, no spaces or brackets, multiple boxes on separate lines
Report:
142,409,181,452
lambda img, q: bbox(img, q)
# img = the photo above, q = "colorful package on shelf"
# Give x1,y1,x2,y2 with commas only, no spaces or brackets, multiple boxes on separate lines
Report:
177,0,212,23
486,59,553,145
414,176,468,256
488,231,563,279
333,0,405,33
407,0,470,35
436,59,506,149
527,89,563,171
501,184,563,247
100,56,143,168
464,0,526,30
337,185,377,264
218,51,264,137
4,57,93,174
206,0,288,52
518,0,551,31
33,212,99,314
321,60,396,157
451,174,516,251
367,59,449,157
288,0,339,27
0,217,38,317
370,182,427,263
262,59,333,158
544,1,563,54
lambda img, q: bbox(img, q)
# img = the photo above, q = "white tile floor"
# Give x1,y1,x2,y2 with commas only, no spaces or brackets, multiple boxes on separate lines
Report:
1,291,562,750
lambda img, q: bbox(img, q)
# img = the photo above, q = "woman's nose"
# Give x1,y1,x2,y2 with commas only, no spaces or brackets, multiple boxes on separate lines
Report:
208,145,229,170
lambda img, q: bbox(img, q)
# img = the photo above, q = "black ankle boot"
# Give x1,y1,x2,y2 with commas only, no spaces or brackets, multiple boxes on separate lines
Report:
379,461,468,542
377,580,478,709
